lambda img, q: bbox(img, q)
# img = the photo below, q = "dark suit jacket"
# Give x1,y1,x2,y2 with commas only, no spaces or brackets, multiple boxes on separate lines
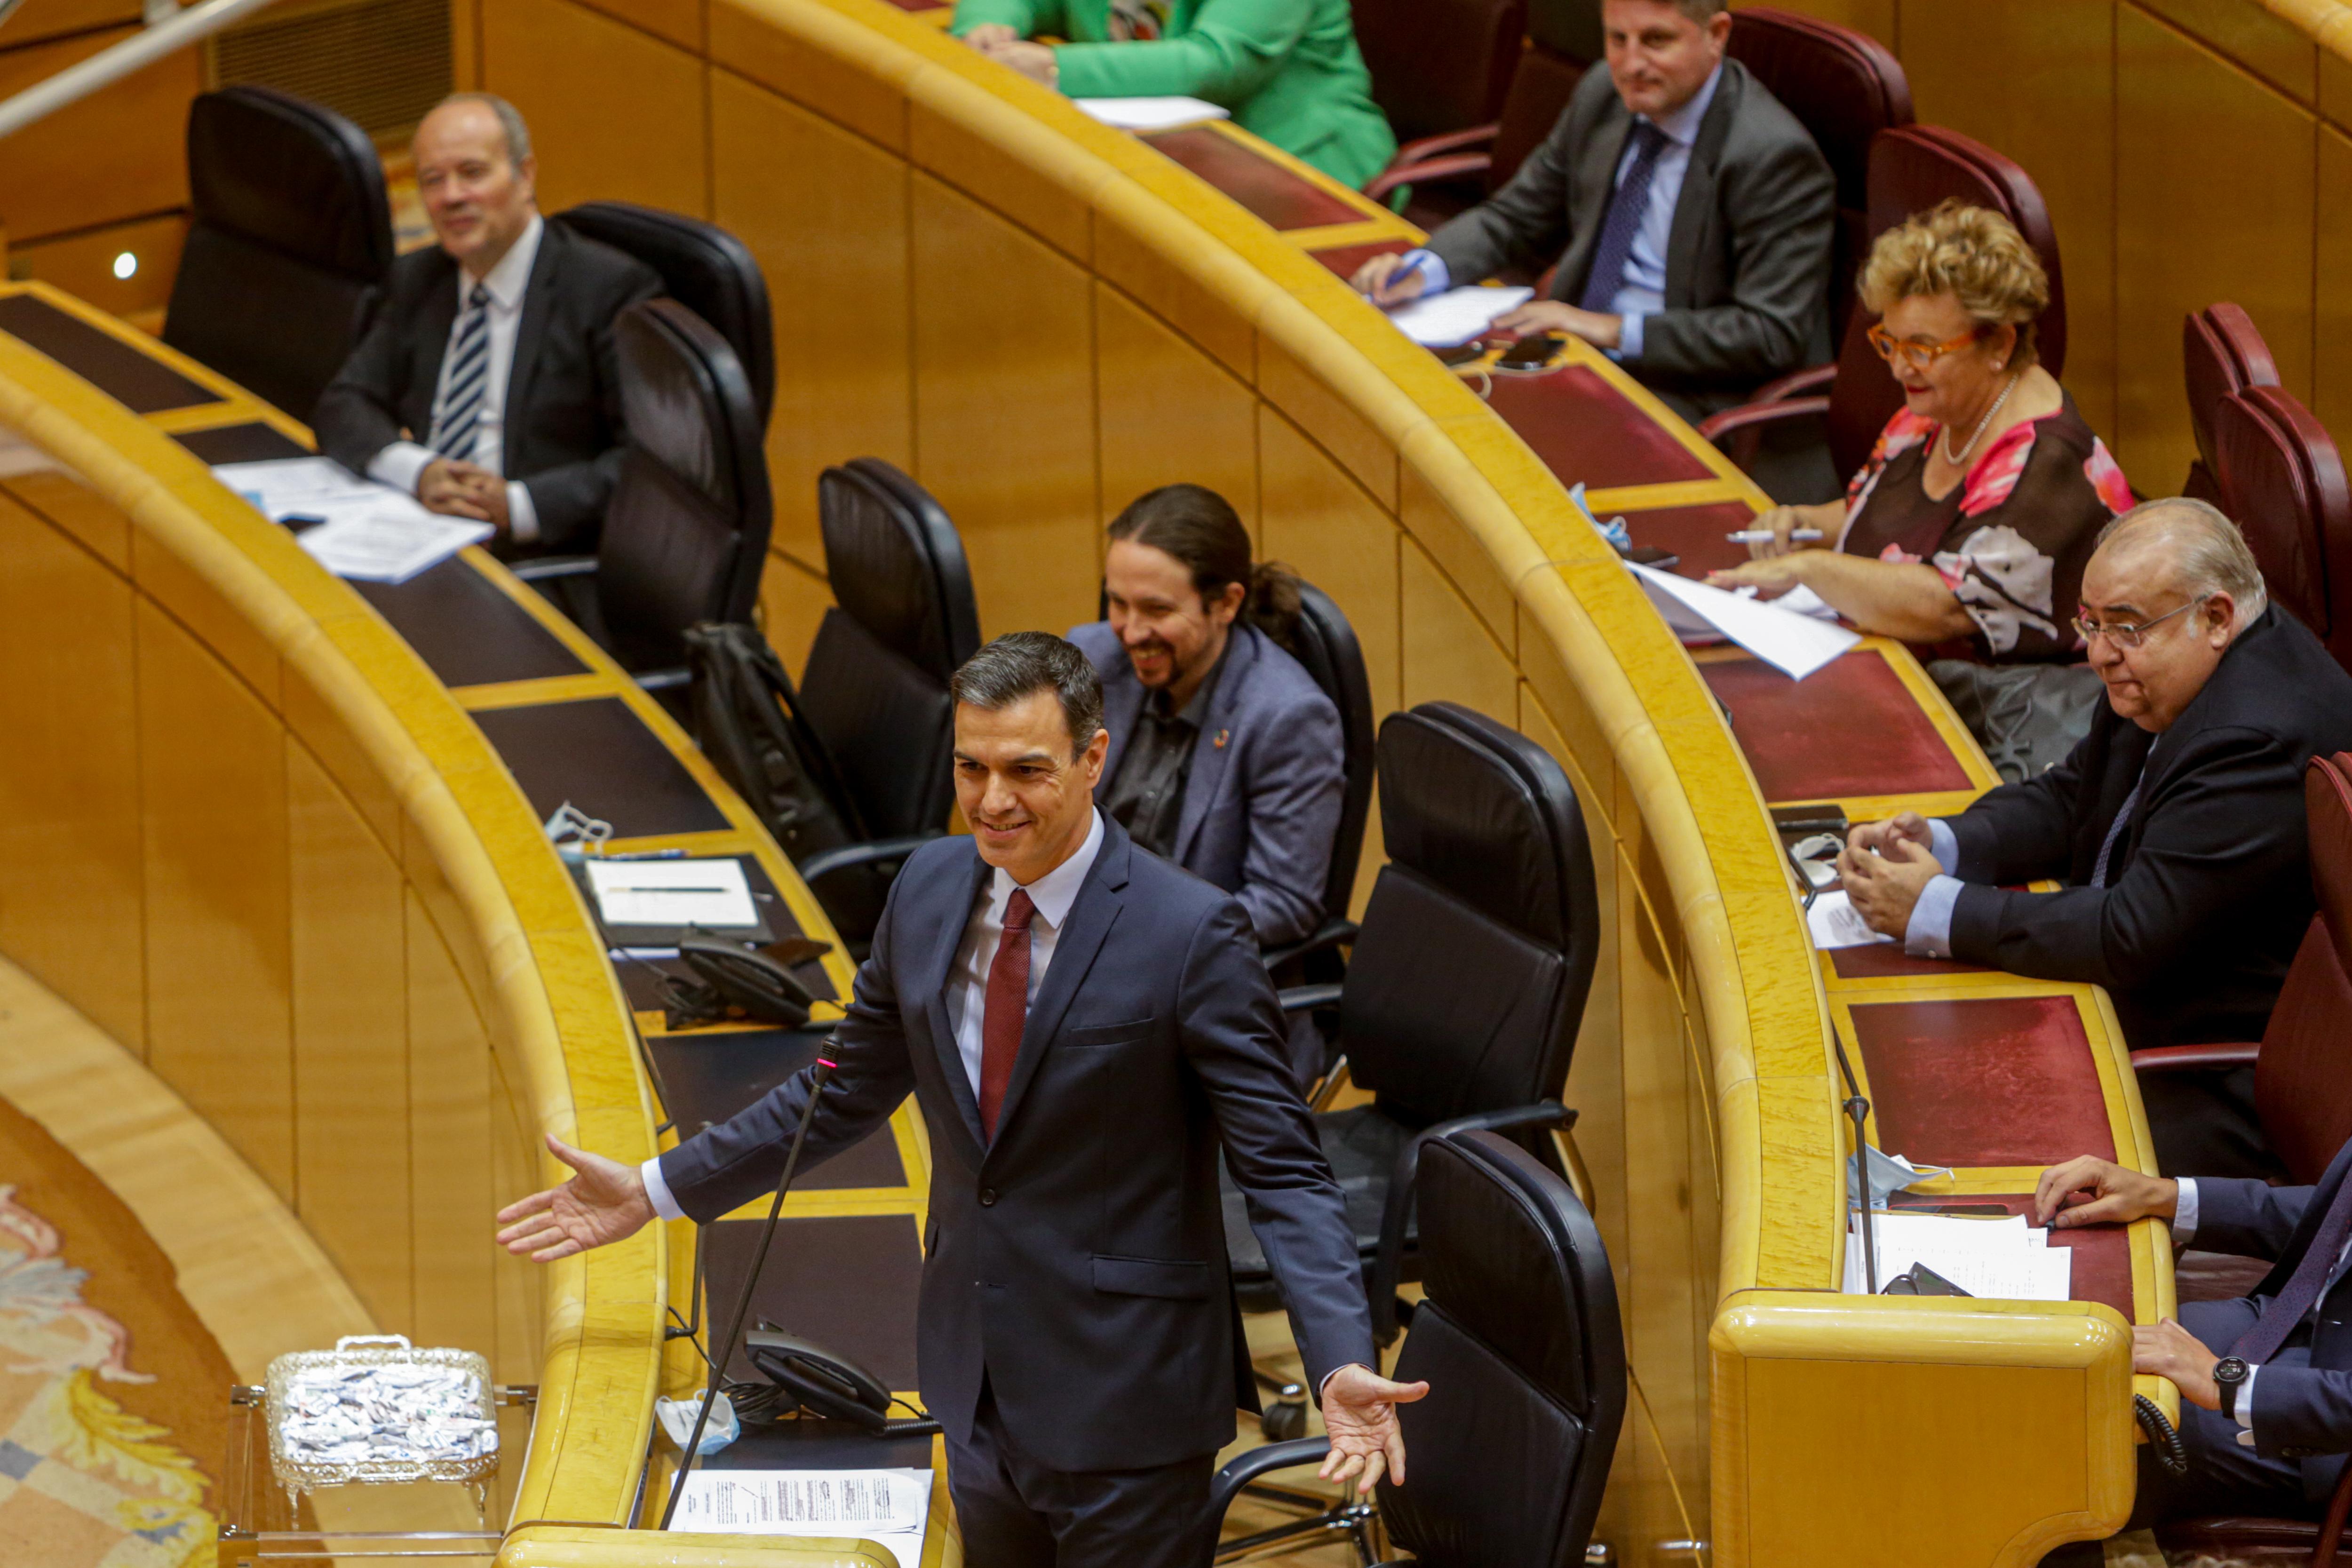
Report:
312,219,661,554
1421,58,1835,418
1068,620,1343,948
656,818,1377,1471
2198,1138,2352,1486
1942,605,2352,1048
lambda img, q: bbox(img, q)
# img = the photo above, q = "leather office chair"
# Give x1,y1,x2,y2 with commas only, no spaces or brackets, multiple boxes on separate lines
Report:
2214,383,2352,676
556,202,775,432
513,299,770,703
790,458,983,955
1700,124,2068,499
2183,303,2281,506
1223,701,1597,1451
2137,755,2352,1565
163,87,393,423
1353,0,1526,161
1366,0,1600,214
1209,1129,1625,1567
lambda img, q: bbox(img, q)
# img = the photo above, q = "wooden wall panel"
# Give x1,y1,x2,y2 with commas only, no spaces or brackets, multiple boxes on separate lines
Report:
480,0,710,217
1258,408,1400,716
408,894,500,1359
289,742,413,1334
0,26,197,243
135,599,295,1199
1732,0,1894,46
0,492,143,1050
13,214,186,329
2114,5,2317,488
1399,537,1518,718
1899,0,2121,443
2316,125,2352,443
1095,283,1258,532
712,69,914,571
910,172,1099,639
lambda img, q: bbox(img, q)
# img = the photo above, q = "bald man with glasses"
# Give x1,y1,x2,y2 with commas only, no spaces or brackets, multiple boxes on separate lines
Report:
1839,498,2352,1178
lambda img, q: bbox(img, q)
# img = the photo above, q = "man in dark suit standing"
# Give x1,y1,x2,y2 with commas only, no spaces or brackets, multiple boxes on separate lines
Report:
313,93,660,556
495,632,1425,1565
2034,1143,2352,1536
1347,0,1834,420
1839,500,2352,1178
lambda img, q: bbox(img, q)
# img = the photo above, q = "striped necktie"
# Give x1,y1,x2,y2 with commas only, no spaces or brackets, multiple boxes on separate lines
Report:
2088,767,2146,889
1578,120,1670,314
430,283,493,461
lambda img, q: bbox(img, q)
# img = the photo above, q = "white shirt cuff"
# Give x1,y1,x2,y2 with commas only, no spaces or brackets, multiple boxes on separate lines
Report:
1927,818,1959,875
2236,1361,2259,1445
1903,874,1962,958
506,480,538,544
1397,248,1450,296
640,1155,686,1222
366,440,436,495
1615,311,1646,360
2171,1177,2199,1246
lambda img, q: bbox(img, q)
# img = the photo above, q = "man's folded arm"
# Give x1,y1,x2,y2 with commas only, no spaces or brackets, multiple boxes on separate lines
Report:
2244,1364,2352,1457
2189,1173,2312,1264
313,304,413,477
1422,84,1588,292
1944,740,2088,887
1233,692,1343,948
1178,896,1375,1388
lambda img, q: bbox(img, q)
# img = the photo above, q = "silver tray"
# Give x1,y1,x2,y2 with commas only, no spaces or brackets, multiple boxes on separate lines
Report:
265,1334,498,1492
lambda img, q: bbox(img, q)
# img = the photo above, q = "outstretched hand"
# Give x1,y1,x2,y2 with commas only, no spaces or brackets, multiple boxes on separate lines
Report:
1317,1363,1430,1496
494,1134,657,1262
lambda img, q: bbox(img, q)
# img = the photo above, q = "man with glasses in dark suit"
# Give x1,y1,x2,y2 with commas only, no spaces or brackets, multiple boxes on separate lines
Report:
1837,499,2352,1178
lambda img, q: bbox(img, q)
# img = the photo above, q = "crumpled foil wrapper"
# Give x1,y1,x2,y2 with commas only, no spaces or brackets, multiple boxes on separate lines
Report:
265,1336,498,1492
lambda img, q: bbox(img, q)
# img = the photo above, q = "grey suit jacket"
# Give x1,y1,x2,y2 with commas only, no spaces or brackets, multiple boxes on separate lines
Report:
1069,620,1343,948
654,820,1376,1470
1422,58,1836,417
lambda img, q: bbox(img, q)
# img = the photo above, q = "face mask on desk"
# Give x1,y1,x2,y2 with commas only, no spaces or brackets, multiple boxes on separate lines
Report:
1849,1144,1955,1211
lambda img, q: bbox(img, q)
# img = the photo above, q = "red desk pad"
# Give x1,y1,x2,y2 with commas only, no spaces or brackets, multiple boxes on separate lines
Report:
1702,649,1974,802
1853,995,2116,1168
1885,1192,2133,1316
1828,943,1991,980
1618,499,1765,579
1141,128,1367,231
1482,364,1716,489
1309,238,1411,280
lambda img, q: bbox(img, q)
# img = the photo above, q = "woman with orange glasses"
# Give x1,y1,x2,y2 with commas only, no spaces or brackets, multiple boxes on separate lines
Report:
1708,200,2133,777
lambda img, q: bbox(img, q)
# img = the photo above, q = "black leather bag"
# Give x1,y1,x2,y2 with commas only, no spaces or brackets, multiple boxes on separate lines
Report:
682,621,861,860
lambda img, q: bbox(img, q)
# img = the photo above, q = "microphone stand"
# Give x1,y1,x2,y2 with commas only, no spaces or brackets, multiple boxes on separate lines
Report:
1832,1038,1879,1294
657,1055,836,1530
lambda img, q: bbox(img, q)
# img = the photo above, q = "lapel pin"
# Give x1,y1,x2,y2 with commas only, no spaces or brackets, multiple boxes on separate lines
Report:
1213,729,1230,750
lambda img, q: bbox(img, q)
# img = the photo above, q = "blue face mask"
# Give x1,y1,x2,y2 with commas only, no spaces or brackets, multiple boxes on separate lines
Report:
1848,1143,1955,1212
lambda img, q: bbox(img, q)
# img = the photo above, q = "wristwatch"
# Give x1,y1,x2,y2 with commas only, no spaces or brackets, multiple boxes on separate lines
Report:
2215,1355,2251,1420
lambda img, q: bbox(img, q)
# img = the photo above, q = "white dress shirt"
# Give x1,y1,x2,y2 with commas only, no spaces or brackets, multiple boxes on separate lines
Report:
366,213,545,544
1397,62,1725,362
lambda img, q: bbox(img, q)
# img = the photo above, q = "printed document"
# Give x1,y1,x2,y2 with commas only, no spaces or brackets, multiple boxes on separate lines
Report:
1806,890,1893,950
1077,96,1230,130
584,858,758,930
1383,285,1534,348
1628,560,1859,680
213,456,490,584
1845,1210,2073,1301
670,1468,931,1564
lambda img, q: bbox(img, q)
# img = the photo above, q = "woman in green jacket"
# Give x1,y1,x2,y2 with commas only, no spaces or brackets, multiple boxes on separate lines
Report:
956,0,1396,190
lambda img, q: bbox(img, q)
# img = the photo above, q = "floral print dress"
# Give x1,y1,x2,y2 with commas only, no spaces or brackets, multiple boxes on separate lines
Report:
1837,392,2135,662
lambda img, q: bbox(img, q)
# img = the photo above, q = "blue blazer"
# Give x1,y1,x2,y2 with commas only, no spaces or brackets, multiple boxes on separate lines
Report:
654,817,1376,1471
2199,1139,2352,1485
1068,619,1344,947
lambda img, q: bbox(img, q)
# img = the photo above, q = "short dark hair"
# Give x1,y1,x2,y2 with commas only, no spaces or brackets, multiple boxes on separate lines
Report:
950,632,1104,754
1107,483,1304,653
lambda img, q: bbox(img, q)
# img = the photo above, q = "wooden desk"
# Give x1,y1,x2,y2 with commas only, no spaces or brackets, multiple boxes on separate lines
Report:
0,281,946,1566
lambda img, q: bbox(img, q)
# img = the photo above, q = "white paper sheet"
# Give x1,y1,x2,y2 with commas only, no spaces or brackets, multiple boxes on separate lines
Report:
1076,95,1230,130
1806,890,1893,950
584,858,758,929
1744,582,1842,621
1845,1211,2073,1301
670,1467,931,1563
1628,560,1860,680
1382,284,1534,348
212,456,491,584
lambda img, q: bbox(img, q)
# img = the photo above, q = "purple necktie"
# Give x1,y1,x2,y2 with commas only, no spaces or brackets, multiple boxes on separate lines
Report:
1578,121,1670,314
2233,1172,2352,1364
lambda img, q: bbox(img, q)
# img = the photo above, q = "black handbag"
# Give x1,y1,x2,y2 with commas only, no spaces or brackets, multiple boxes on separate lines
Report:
681,621,863,861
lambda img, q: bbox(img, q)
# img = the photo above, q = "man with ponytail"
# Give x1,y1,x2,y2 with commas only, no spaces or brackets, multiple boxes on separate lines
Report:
1068,484,1344,952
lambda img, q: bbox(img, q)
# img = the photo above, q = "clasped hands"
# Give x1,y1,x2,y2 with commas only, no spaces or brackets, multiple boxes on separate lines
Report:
418,456,511,530
2031,1156,2224,1409
1836,811,1942,939
1343,254,1623,349
495,1134,1432,1493
961,22,1058,85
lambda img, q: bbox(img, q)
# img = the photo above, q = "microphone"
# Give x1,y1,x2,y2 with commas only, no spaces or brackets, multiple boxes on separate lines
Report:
658,1055,837,1530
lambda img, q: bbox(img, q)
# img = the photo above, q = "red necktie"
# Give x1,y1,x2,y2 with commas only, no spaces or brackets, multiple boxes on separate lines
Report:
977,889,1035,1140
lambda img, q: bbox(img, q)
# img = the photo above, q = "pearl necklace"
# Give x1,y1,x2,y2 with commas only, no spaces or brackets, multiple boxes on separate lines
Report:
1940,372,2021,466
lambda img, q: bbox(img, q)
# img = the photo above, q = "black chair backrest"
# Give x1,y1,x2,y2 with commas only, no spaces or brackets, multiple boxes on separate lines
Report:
597,299,772,673
556,201,775,432
1342,703,1599,1132
1378,1129,1625,1566
163,87,393,422
1283,581,1376,927
798,459,982,840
